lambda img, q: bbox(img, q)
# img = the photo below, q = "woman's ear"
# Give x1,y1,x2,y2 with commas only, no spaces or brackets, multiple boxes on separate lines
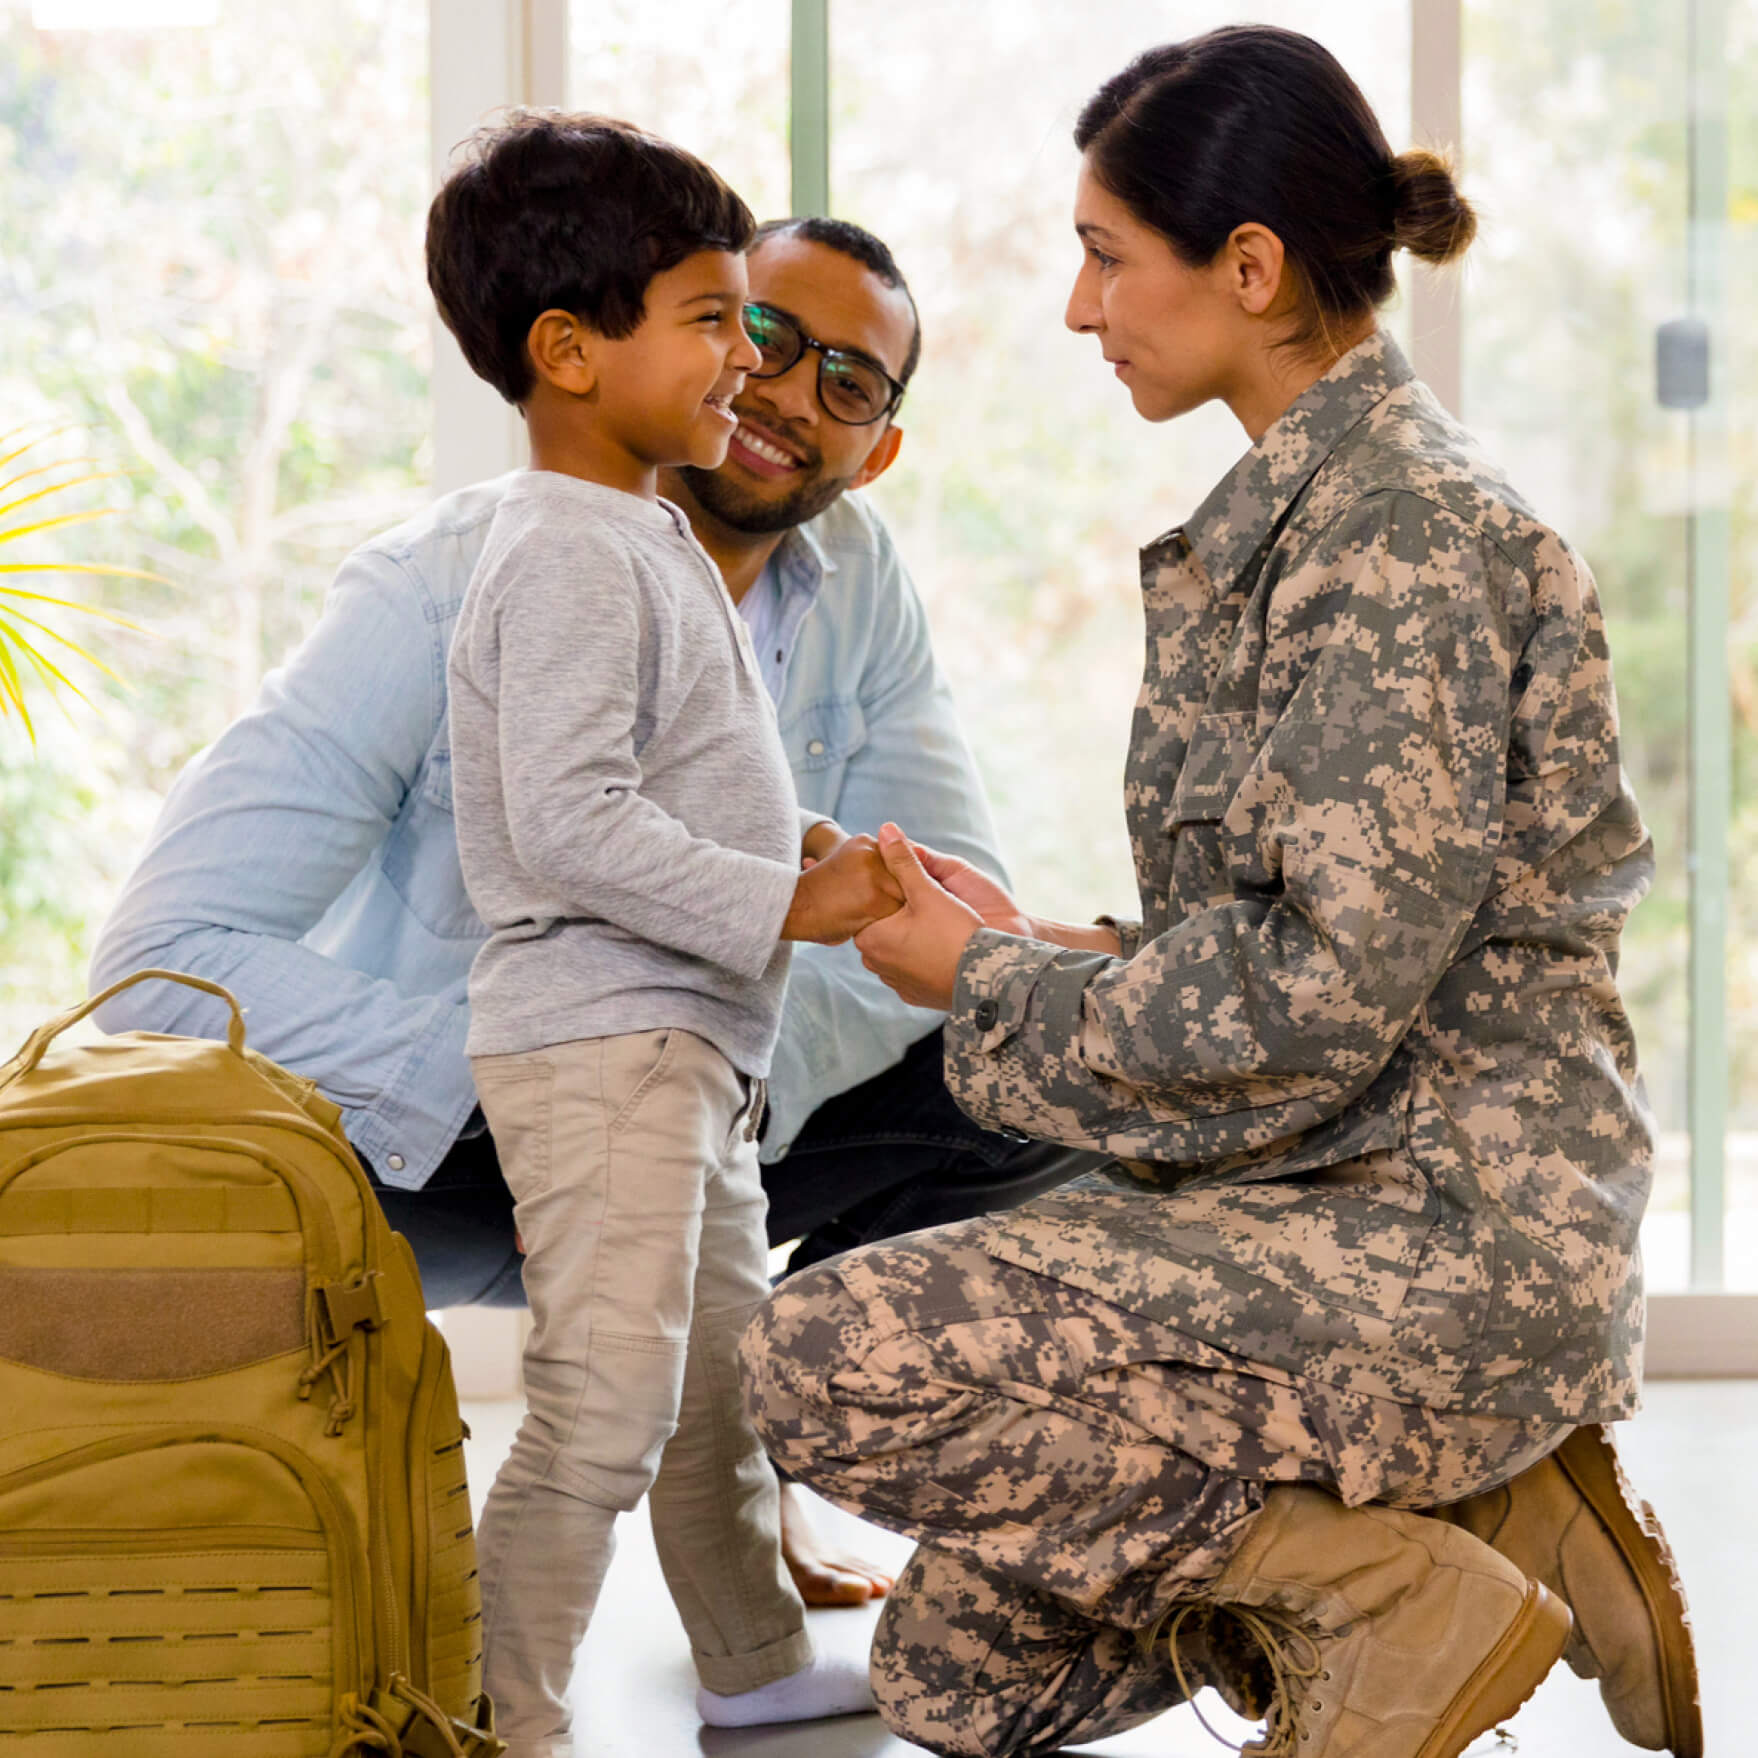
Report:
1226,224,1288,319
527,309,598,397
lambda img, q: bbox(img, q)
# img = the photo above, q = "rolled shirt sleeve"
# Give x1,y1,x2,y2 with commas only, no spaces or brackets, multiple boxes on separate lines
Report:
88,544,479,1188
945,493,1518,1164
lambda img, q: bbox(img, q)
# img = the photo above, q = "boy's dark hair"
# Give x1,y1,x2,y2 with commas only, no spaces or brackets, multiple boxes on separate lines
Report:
1075,27,1475,354
427,111,756,405
752,216,923,387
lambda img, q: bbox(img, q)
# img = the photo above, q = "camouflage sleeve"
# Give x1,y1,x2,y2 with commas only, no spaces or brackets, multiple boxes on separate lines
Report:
946,492,1522,1160
1095,914,1144,959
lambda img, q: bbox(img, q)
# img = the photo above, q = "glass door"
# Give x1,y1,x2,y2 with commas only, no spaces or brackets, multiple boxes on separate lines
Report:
1461,0,1755,1290
829,0,1410,924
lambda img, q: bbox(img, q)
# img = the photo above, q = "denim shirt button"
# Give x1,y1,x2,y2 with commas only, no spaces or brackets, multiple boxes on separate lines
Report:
807,739,825,756
973,999,1000,1031
386,1154,405,1172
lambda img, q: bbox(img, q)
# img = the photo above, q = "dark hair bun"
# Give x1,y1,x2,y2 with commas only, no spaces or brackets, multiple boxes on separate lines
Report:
1389,148,1476,264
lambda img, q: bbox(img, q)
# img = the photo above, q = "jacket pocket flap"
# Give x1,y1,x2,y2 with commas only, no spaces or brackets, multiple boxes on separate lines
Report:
1169,711,1259,822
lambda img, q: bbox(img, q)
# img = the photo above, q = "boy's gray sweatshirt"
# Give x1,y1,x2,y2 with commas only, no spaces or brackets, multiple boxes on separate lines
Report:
449,470,809,1069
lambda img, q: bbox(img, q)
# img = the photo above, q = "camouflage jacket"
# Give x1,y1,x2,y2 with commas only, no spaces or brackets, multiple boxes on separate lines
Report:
948,332,1654,1423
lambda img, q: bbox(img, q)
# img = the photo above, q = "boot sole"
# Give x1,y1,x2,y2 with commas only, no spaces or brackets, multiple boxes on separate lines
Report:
1417,1579,1570,1758
1553,1425,1704,1758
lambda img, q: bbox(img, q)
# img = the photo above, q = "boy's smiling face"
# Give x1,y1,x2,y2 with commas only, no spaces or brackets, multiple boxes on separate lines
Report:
596,250,762,471
523,249,762,495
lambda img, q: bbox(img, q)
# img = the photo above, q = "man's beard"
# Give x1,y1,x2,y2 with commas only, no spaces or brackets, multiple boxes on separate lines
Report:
676,456,856,536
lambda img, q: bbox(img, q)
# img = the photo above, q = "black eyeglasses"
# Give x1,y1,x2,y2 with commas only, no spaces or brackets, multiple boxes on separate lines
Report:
742,302,906,426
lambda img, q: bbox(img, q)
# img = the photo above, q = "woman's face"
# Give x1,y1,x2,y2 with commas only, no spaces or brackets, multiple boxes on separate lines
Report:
1065,157,1245,424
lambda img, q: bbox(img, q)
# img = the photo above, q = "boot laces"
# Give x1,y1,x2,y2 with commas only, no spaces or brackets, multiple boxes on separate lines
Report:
1232,1607,1327,1758
1140,1601,1325,1757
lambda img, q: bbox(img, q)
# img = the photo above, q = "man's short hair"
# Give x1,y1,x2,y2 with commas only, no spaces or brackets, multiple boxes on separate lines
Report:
752,216,923,387
427,111,756,405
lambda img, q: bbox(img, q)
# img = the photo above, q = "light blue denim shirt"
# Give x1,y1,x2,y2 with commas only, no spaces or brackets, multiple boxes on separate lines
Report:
741,550,818,703
90,474,1008,1190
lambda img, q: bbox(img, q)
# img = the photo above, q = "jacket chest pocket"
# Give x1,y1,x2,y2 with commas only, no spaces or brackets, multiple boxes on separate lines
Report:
1163,710,1260,913
379,746,486,942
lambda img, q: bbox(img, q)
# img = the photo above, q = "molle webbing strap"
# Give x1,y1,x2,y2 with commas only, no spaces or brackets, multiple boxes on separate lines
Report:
0,1185,300,1235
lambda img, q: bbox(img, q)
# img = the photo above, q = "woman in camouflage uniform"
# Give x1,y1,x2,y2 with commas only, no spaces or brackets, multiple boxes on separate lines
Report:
740,26,1701,1758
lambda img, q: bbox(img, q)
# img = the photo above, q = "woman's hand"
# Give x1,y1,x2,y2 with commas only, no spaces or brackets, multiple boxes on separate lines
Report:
781,834,904,944
853,824,986,1010
906,841,1035,939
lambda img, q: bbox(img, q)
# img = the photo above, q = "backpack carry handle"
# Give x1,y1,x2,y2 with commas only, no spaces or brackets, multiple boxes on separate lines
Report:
1,968,248,1087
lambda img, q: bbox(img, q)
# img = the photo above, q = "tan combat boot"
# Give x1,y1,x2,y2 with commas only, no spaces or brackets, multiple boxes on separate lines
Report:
1431,1426,1701,1756
1194,1485,1569,1758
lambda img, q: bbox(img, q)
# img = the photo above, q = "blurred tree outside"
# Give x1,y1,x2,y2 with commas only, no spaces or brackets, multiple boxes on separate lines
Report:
3,0,1754,1278
0,0,431,1040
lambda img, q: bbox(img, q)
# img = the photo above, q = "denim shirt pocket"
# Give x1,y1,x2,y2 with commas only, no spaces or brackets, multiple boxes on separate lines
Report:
378,743,485,941
779,696,867,813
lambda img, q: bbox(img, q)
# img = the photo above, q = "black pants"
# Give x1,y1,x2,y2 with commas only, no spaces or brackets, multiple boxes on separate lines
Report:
367,1027,1099,1310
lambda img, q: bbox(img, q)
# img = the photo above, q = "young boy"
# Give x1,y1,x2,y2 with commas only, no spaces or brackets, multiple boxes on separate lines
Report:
428,113,900,1755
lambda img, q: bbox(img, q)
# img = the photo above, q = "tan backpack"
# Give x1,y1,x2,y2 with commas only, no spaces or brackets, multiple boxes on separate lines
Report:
0,970,505,1757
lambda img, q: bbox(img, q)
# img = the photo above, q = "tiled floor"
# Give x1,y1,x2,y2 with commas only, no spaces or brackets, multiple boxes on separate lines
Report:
461,1380,1754,1756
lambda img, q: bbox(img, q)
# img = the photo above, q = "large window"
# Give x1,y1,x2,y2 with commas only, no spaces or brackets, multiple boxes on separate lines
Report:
821,1,1752,1299
0,0,431,1040
7,0,1754,1309
1463,0,1758,1289
830,1,1408,923
568,0,790,221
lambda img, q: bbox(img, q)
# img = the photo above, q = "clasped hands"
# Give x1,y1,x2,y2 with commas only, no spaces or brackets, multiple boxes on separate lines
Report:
780,820,1034,1012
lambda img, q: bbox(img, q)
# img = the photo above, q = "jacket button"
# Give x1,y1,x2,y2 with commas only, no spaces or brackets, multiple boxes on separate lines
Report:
807,739,825,756
387,1154,405,1172
973,999,1000,1031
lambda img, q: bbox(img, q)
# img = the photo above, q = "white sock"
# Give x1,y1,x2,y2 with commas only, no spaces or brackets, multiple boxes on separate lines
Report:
695,1648,875,1728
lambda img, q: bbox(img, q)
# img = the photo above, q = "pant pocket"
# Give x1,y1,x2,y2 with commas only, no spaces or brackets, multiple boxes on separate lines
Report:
605,1030,678,1136
471,1057,555,1202
546,1332,690,1511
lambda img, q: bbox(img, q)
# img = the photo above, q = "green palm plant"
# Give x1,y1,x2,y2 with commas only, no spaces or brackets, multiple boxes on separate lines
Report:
0,426,157,746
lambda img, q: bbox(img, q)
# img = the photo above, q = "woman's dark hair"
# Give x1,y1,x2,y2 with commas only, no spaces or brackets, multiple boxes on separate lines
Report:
1074,27,1475,350
427,111,755,405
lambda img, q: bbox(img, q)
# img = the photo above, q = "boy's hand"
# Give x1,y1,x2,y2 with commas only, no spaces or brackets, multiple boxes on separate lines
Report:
800,819,847,868
781,834,905,944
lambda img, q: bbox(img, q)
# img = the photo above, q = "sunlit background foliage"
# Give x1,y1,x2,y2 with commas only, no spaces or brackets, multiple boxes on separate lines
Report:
4,0,1757,1281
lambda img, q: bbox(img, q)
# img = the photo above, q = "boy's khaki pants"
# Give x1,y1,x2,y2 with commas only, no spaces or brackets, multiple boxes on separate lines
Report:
470,1028,811,1755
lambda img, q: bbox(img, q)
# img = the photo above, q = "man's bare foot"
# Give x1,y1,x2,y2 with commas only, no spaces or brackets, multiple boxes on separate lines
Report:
779,1481,895,1607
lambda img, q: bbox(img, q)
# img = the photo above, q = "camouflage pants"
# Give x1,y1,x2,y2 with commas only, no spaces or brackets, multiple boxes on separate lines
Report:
740,1217,1568,1757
